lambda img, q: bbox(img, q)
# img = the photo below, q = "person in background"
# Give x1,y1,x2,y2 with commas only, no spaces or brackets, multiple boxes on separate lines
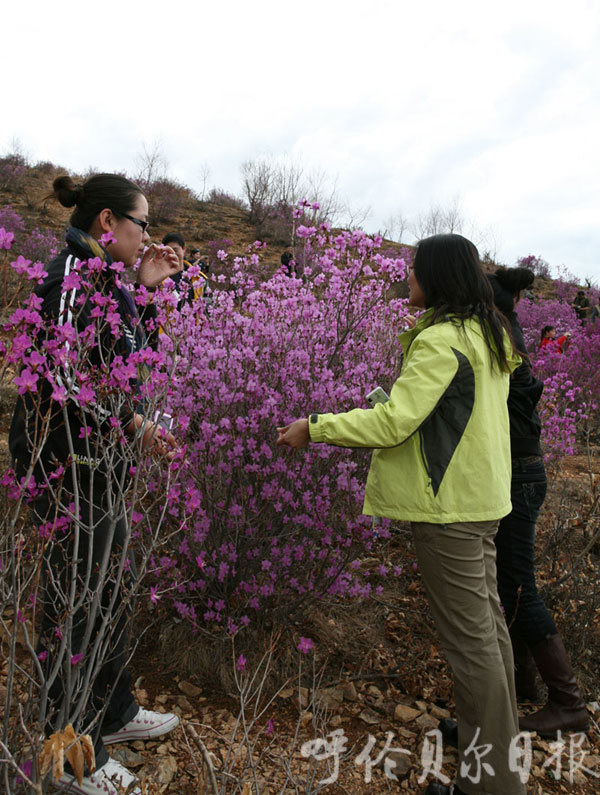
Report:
522,286,535,302
492,268,589,735
189,247,204,269
280,249,295,277
162,233,209,308
161,232,188,271
539,325,570,353
572,289,590,322
278,234,525,795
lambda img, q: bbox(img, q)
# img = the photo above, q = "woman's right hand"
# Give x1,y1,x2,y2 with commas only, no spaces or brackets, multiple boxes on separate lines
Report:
137,244,182,288
277,419,310,449
128,414,179,459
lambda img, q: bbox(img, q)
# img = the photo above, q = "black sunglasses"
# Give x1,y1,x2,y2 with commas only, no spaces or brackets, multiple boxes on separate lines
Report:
118,212,150,233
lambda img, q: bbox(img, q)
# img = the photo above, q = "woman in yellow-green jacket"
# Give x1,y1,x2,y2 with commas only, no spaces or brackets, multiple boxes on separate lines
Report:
278,234,526,795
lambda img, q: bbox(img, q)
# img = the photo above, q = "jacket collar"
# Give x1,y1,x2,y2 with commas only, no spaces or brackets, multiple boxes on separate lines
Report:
65,227,113,266
398,307,435,352
399,308,521,372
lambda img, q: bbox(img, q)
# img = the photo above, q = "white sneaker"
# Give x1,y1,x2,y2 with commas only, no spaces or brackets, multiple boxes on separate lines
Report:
102,708,179,744
57,757,140,794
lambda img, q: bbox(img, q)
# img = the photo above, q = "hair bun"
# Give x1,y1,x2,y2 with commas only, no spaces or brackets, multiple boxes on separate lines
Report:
495,266,534,295
53,175,85,208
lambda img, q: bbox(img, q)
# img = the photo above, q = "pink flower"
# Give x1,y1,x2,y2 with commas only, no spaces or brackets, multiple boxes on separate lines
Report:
62,271,82,291
51,384,67,404
10,255,31,274
265,719,274,736
297,637,314,654
14,368,39,395
77,384,95,405
27,261,48,284
100,231,117,246
16,759,33,785
70,653,83,665
0,228,15,249
296,225,316,239
150,586,160,605
237,654,247,672
37,650,48,662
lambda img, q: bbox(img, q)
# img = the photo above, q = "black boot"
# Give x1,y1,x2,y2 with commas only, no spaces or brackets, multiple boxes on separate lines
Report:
509,627,540,702
424,782,468,794
519,634,589,735
438,718,458,748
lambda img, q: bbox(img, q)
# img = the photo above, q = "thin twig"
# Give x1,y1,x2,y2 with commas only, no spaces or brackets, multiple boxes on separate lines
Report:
185,722,219,795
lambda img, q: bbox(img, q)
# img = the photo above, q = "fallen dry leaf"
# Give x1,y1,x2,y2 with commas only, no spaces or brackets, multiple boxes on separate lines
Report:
39,723,95,784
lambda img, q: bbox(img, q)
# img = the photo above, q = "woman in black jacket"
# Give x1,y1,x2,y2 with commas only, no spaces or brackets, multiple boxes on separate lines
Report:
491,268,588,736
9,174,181,794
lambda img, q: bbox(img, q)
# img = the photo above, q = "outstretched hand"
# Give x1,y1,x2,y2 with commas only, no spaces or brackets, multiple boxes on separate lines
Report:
128,413,180,461
276,418,310,449
137,244,181,288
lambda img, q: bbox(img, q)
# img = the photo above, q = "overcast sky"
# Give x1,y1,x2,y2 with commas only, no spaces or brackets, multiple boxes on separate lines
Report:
3,0,599,281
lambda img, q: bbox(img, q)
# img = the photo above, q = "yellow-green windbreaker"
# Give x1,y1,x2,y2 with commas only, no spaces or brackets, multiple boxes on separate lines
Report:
308,310,521,523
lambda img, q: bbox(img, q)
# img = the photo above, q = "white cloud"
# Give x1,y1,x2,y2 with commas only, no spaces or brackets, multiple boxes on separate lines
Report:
2,0,600,279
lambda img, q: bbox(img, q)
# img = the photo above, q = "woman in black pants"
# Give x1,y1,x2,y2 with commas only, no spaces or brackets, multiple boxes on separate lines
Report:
490,267,588,735
441,267,588,751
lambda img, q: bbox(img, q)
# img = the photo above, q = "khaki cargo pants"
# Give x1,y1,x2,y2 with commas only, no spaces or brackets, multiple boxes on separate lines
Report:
412,520,527,795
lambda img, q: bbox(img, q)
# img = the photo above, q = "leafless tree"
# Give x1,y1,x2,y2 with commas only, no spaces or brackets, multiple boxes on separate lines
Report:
381,212,410,243
135,140,168,186
240,157,276,231
197,161,212,202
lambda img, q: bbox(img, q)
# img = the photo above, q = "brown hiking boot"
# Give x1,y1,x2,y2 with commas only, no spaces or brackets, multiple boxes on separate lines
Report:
518,634,589,736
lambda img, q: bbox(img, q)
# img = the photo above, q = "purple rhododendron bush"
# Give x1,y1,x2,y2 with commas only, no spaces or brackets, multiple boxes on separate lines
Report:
516,297,600,460
152,226,409,636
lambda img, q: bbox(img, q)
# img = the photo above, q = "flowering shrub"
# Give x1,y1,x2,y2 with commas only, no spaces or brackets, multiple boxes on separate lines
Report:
153,224,409,632
516,298,600,460
207,237,233,271
19,227,59,264
0,204,25,237
516,297,579,354
0,155,27,192
0,213,59,316
206,188,247,211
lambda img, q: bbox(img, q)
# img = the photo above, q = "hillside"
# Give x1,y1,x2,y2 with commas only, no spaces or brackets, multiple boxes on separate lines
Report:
1,161,599,794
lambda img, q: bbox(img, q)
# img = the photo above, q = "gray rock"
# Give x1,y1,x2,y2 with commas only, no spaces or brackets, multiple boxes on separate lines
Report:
110,747,144,768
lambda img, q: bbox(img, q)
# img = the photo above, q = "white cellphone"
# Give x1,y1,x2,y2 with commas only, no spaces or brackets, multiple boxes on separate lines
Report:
366,386,390,407
153,411,174,432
